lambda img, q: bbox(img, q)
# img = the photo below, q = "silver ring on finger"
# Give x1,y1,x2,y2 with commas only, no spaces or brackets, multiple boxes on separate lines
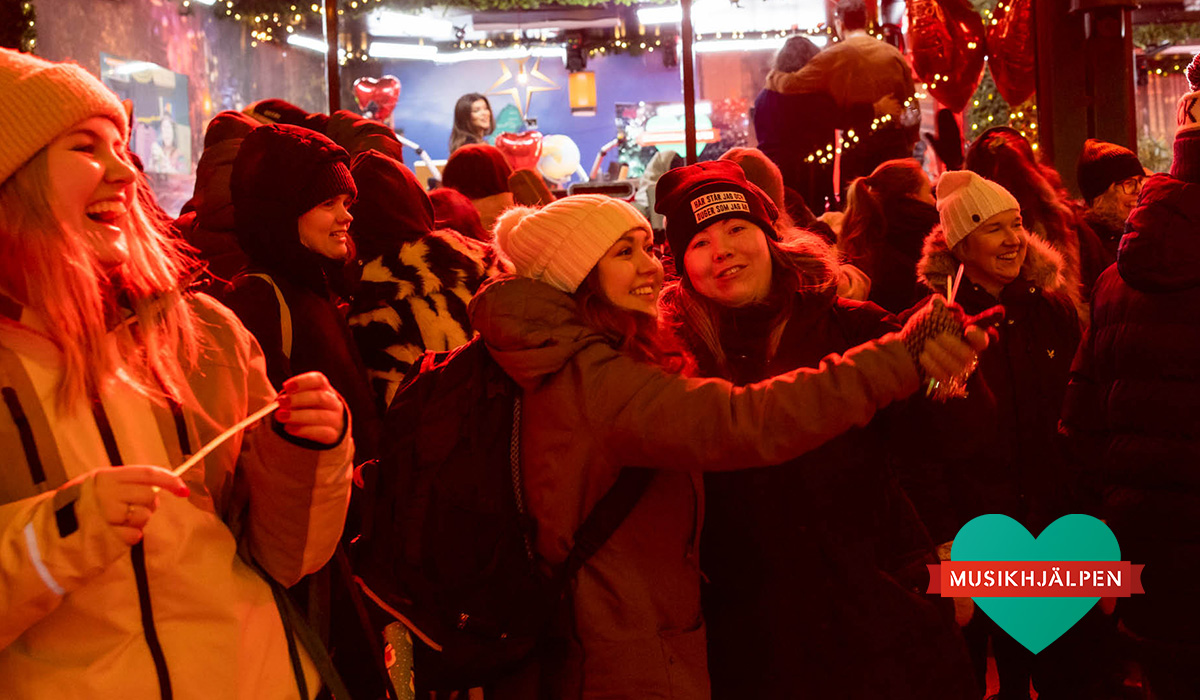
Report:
123,503,135,526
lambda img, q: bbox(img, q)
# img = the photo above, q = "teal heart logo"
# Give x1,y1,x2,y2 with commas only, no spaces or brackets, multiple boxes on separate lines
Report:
952,514,1120,653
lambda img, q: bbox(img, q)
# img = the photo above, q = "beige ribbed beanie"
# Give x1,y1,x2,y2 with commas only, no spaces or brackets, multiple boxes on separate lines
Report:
493,194,651,293
0,48,128,186
936,170,1020,248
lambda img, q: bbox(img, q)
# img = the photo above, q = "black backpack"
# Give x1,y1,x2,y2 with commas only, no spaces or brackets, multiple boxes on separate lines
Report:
352,337,651,691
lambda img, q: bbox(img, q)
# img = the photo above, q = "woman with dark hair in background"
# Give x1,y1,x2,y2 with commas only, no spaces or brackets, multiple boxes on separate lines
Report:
839,159,940,314
448,93,494,155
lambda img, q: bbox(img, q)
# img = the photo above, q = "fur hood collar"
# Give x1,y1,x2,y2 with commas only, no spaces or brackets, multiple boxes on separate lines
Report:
916,223,1071,297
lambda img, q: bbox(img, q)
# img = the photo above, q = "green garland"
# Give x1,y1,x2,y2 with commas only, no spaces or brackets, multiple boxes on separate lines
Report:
1133,22,1200,51
0,0,38,52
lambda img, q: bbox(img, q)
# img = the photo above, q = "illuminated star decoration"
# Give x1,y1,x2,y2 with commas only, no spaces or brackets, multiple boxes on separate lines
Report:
487,57,558,120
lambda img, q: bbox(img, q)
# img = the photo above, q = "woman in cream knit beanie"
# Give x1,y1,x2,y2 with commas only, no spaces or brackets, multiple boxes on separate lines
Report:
0,49,353,699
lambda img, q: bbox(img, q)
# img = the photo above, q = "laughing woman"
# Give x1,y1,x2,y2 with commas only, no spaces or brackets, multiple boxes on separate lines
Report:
0,49,352,698
470,193,989,699
655,160,977,699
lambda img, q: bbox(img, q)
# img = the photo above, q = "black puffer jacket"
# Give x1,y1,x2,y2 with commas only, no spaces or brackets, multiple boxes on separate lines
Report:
899,226,1082,543
1061,174,1200,645
672,250,975,699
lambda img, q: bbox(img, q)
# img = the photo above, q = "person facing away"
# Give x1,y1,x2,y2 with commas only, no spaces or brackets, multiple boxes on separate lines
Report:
1061,54,1200,700
448,92,495,155
440,142,515,233
839,158,941,314
0,47,352,700
344,150,507,411
655,160,977,699
466,191,988,698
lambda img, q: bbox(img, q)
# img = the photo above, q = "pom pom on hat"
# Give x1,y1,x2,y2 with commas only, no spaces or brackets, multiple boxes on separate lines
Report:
936,170,1020,249
0,48,128,186
494,194,651,293
1172,53,1200,183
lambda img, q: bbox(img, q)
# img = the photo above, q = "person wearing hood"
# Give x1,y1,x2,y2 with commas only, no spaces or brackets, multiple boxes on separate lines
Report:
345,150,506,411
222,123,380,461
440,142,515,232
838,159,941,314
655,160,976,700
172,110,260,291
0,48,352,699
470,190,989,698
899,171,1116,699
1061,55,1200,700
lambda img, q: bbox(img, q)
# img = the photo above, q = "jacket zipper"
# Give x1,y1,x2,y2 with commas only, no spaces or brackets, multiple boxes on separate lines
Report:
91,397,174,700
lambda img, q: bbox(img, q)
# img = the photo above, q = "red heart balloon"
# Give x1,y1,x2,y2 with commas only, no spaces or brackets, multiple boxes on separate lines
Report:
352,76,401,121
987,0,1035,106
906,0,986,113
494,131,543,172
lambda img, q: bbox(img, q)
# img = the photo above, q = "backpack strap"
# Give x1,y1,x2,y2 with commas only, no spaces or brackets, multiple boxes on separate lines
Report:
561,467,655,583
240,272,293,360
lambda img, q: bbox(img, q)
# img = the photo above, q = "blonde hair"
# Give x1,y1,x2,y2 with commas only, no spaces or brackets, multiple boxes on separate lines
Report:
0,149,200,412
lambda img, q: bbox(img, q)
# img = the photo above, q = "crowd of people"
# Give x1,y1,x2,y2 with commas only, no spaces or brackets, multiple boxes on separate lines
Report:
1,1,1199,697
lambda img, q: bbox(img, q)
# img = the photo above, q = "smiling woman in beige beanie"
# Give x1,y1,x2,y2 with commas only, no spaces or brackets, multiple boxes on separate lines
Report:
465,191,989,698
0,48,353,700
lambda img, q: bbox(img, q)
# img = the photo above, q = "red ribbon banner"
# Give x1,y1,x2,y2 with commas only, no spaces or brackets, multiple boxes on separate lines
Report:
927,562,1145,597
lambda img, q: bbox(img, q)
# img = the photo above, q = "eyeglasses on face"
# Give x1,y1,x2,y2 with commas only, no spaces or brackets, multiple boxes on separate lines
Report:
1117,177,1144,195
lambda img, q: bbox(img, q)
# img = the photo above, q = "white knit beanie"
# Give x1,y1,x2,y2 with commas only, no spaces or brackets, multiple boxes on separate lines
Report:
493,194,651,293
0,48,128,186
936,170,1020,248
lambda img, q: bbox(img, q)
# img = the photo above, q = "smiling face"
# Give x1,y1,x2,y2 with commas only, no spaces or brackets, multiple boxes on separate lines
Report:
683,217,774,308
594,227,664,317
954,209,1027,297
470,99,492,134
297,193,354,260
45,116,138,271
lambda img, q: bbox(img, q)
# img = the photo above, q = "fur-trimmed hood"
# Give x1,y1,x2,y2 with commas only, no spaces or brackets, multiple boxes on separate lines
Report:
916,223,1073,297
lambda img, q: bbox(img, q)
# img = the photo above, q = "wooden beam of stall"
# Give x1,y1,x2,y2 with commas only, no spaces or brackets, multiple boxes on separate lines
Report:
325,0,341,113
681,0,697,165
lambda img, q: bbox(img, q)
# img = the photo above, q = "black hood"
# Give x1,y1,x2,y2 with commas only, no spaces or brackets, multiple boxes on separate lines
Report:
1119,174,1200,293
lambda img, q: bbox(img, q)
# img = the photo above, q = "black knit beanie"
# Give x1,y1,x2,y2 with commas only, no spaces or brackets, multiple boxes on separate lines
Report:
441,143,513,199
231,124,357,287
348,150,434,259
1077,139,1143,204
653,159,780,259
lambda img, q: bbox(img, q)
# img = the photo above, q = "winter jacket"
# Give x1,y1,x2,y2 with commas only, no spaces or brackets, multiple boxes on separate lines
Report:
223,271,381,462
753,89,873,212
1060,174,1200,645
0,292,353,699
174,111,261,288
469,275,922,699
344,151,507,411
899,226,1082,543
687,290,976,700
845,197,941,315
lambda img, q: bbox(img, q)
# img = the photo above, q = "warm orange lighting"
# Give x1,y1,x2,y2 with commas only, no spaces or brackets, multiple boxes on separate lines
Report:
568,71,597,117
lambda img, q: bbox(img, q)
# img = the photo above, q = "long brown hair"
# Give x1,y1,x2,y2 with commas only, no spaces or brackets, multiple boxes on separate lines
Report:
662,224,838,377
0,151,200,412
449,93,494,154
573,266,693,375
839,159,928,272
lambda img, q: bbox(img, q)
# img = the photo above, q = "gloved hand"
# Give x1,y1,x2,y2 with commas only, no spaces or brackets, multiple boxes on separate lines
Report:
900,296,1002,384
